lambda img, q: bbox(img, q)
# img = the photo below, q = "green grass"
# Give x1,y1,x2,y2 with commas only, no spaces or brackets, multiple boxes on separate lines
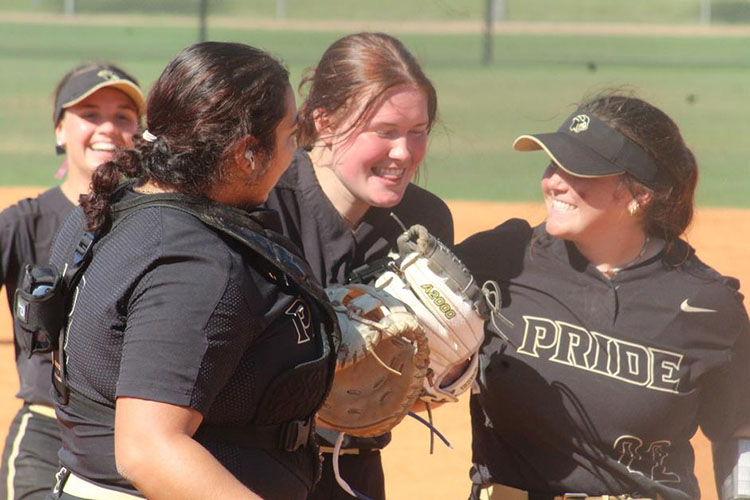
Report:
4,0,750,24
1,20,749,207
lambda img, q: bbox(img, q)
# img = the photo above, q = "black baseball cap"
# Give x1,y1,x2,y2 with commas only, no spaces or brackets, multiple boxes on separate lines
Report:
513,110,658,188
54,67,145,124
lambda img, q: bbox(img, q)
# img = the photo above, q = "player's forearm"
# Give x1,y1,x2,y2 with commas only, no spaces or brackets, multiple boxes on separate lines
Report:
713,424,750,500
116,432,262,500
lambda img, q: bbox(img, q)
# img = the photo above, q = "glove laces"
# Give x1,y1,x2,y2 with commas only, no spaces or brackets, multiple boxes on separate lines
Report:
408,406,453,452
481,280,515,349
332,414,453,499
333,432,372,500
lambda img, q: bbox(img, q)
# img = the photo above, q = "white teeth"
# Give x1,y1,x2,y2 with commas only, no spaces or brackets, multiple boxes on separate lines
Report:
551,199,575,211
90,143,116,152
374,166,405,177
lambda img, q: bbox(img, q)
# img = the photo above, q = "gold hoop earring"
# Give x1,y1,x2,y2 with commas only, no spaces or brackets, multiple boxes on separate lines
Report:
628,201,639,216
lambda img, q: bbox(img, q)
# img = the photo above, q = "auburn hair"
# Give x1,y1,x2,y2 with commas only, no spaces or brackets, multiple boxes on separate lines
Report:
296,32,437,149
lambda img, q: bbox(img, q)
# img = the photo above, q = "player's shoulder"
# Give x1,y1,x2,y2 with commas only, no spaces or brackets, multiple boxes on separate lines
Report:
273,148,310,192
394,183,453,242
397,183,453,226
455,218,534,282
0,186,59,221
458,218,534,253
132,202,231,251
0,187,71,241
401,183,451,214
669,240,747,317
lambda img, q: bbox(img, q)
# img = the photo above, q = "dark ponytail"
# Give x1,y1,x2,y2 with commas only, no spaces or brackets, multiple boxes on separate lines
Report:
81,41,290,232
81,147,145,232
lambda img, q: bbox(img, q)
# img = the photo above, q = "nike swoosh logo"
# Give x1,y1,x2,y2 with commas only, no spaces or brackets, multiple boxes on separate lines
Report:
680,299,718,313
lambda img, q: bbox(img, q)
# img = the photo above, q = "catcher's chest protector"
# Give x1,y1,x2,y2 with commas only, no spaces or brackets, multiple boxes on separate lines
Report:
111,192,341,424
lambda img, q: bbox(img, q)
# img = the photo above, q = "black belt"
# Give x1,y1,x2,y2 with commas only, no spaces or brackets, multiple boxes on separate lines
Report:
65,390,313,453
469,483,660,500
318,446,380,455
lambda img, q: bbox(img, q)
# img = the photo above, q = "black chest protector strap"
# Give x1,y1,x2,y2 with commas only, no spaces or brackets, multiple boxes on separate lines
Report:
56,192,340,453
50,232,96,403
64,388,316,453
102,193,340,451
113,193,340,451
111,193,338,333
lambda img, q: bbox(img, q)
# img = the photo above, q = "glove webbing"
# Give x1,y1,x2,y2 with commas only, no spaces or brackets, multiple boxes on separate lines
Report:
332,304,403,377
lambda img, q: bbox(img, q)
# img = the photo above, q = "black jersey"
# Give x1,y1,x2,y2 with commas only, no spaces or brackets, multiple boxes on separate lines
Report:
456,220,750,500
0,186,73,405
266,149,454,450
49,190,334,499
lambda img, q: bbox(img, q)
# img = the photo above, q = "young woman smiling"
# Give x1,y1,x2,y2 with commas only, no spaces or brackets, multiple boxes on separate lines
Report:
457,93,750,500
46,42,336,500
266,32,454,500
0,62,143,500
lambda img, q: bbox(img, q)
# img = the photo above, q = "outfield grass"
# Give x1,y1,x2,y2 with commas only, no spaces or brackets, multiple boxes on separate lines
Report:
1,19,749,206
4,0,750,24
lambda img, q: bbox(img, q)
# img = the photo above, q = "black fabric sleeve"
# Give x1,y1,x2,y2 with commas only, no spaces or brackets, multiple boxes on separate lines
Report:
699,313,750,442
0,204,23,297
117,233,255,415
410,185,454,246
455,218,533,286
428,195,454,246
265,187,305,252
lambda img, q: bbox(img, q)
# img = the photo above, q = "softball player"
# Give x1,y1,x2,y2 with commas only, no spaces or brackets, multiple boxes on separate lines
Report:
456,93,750,500
0,62,143,500
265,32,453,500
45,42,336,499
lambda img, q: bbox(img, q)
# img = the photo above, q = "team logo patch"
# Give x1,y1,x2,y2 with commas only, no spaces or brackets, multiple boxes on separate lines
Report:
569,114,590,133
679,299,717,313
97,69,120,81
52,467,69,495
285,298,312,344
614,435,680,483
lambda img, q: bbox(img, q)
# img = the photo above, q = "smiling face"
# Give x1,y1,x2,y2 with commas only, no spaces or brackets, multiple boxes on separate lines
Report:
324,85,429,211
55,87,139,178
541,162,635,245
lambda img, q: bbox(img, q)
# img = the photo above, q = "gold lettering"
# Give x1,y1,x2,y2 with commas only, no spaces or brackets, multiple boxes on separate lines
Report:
419,284,456,320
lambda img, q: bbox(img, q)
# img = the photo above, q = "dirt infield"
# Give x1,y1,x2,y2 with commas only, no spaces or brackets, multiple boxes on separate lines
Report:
0,188,747,499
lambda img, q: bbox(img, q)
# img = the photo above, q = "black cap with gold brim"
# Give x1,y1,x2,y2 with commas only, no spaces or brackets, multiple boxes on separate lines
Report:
513,111,658,188
54,67,145,125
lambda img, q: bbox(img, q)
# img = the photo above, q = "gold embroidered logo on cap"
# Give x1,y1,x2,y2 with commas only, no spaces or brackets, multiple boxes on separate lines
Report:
569,114,590,134
97,69,120,81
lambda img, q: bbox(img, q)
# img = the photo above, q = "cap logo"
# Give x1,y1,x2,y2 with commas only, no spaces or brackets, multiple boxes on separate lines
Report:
569,114,590,134
97,69,120,81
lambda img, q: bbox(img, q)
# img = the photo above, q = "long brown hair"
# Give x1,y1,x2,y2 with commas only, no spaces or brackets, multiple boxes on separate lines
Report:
578,92,698,245
81,41,290,232
296,32,437,149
